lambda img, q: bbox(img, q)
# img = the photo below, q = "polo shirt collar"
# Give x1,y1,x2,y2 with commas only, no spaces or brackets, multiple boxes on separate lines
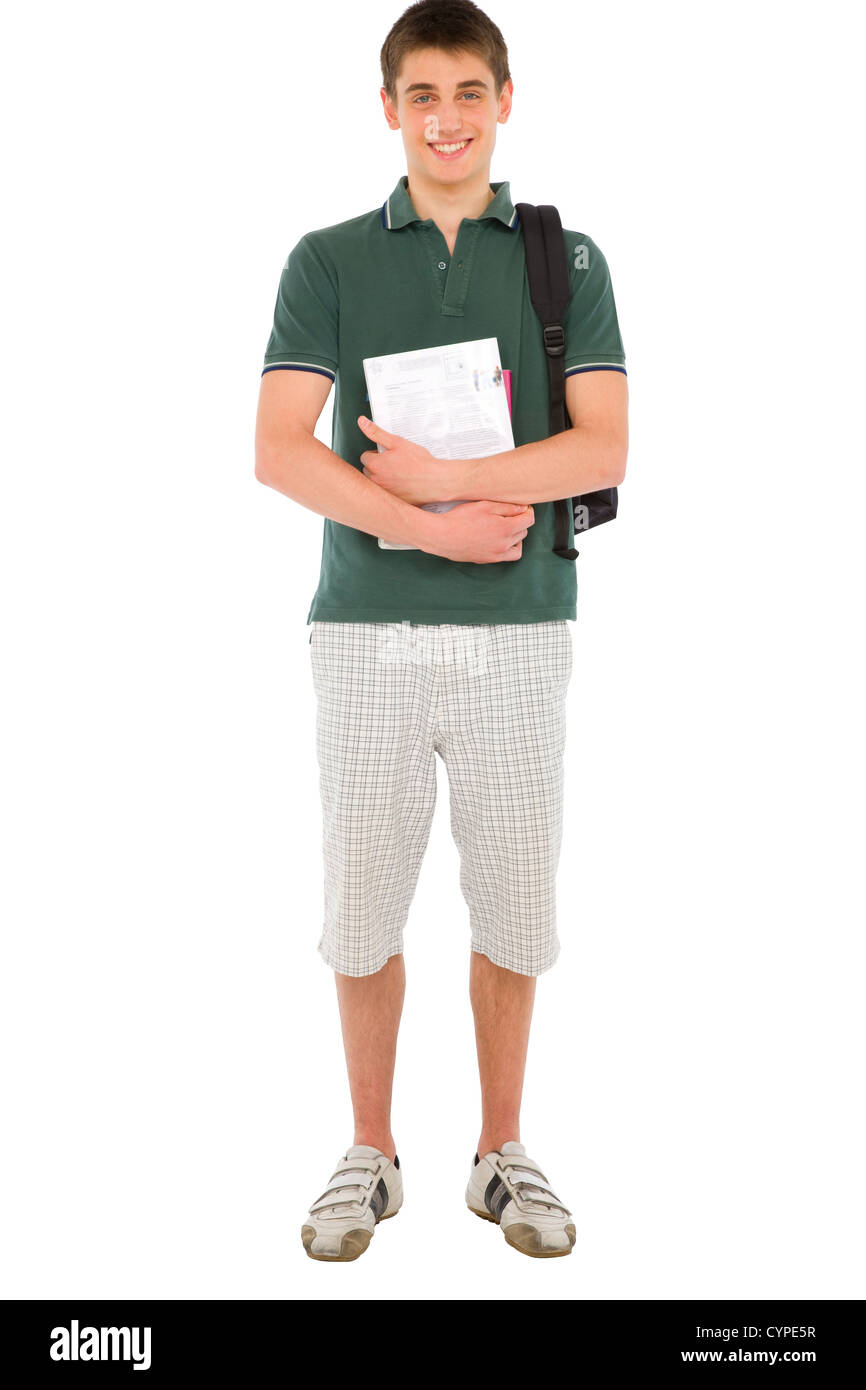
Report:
382,174,519,231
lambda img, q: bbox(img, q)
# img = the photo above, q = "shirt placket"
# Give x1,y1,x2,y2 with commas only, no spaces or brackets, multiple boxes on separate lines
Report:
423,221,480,317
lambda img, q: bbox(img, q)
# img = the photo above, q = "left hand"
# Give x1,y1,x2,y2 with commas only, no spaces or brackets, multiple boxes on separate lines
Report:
358,415,452,505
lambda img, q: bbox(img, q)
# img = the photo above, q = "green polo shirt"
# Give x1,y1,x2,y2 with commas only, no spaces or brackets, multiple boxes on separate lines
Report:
262,174,626,625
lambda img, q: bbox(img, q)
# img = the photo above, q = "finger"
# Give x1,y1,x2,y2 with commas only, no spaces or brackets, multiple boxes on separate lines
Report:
358,414,394,449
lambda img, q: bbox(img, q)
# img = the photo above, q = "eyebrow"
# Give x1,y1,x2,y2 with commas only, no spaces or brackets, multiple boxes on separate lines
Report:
403,79,490,94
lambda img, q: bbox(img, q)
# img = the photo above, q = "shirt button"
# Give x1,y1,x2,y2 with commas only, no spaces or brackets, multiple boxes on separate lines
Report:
438,261,446,269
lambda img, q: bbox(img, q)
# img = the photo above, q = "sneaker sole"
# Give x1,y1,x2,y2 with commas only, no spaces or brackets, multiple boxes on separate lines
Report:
301,1207,400,1262
467,1202,576,1258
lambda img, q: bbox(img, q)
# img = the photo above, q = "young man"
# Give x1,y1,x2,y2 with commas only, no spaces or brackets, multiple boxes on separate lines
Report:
255,0,627,1261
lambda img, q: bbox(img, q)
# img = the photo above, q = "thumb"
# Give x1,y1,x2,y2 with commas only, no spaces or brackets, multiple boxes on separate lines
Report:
358,414,392,446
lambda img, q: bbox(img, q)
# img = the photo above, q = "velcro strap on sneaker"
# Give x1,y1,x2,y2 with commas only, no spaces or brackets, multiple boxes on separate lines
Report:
509,1181,571,1216
515,1185,570,1213
498,1162,570,1216
307,1162,379,1214
332,1156,381,1178
499,1155,549,1182
308,1181,372,1215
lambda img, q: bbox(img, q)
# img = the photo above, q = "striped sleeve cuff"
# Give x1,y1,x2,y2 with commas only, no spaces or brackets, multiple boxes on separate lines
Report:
565,359,627,378
261,357,336,381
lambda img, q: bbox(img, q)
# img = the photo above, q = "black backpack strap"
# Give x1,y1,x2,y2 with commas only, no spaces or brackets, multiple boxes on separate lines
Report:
515,202,579,561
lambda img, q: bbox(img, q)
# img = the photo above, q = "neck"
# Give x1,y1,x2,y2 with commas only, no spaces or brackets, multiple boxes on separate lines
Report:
404,167,496,232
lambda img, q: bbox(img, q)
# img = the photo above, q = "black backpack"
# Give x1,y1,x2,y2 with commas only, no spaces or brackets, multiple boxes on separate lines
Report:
515,202,619,561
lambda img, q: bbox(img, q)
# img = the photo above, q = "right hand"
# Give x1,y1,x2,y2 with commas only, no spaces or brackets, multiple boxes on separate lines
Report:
423,500,535,564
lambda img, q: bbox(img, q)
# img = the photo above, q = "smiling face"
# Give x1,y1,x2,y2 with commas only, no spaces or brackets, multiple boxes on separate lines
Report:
381,46,512,190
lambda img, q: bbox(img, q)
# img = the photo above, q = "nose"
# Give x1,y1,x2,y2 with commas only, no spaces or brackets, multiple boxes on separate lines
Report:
431,104,463,137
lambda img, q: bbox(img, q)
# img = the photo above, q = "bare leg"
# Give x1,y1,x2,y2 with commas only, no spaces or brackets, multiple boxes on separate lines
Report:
334,952,405,1163
470,950,537,1157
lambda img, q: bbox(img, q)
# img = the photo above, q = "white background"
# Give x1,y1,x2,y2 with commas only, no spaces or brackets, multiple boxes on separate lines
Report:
2,0,863,1302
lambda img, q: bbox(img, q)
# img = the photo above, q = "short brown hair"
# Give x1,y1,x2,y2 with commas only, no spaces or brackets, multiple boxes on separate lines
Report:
380,0,511,105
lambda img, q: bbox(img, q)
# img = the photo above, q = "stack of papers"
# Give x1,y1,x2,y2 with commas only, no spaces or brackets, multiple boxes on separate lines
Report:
362,337,514,550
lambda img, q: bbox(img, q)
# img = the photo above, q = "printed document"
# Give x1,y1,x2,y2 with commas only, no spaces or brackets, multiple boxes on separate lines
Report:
362,337,514,550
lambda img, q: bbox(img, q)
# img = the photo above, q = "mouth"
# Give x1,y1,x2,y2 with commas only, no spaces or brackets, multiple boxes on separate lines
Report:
427,138,473,161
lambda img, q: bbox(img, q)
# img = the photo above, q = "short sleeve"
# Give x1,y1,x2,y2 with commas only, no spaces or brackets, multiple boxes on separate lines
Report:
562,234,626,379
261,233,339,381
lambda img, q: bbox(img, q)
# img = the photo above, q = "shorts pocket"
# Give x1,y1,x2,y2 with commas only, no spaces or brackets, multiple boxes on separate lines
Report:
542,622,573,695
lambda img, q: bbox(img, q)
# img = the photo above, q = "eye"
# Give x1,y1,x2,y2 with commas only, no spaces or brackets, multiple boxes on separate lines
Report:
413,95,433,104
461,92,481,100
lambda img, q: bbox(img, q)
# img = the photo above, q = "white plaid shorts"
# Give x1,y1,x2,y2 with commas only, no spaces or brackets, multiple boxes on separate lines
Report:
309,620,573,977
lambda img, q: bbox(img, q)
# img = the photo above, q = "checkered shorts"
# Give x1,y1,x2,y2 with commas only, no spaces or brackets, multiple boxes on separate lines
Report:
309,620,573,977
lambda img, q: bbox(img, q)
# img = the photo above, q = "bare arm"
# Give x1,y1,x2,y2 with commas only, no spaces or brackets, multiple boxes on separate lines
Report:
254,369,535,564
452,370,629,503
254,368,439,550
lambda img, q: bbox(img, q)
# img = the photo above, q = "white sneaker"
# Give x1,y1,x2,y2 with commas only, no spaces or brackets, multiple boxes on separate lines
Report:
466,1141,576,1257
301,1144,402,1262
